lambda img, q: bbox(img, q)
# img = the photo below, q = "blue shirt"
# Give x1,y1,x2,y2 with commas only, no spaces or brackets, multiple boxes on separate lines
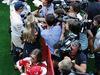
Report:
79,31,88,50
40,25,62,54
40,3,54,18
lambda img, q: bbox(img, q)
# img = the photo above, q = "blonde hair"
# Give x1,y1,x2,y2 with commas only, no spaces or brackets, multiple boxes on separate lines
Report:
58,57,72,70
23,14,36,43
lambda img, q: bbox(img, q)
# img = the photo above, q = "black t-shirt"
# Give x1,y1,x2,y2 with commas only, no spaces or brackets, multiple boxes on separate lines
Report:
59,51,87,65
88,2,100,20
68,52,87,65
21,26,41,50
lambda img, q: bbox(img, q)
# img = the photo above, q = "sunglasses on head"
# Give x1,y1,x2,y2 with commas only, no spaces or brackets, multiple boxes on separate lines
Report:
30,56,35,60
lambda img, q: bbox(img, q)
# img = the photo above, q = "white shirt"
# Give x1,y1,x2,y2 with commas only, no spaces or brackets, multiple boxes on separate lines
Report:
10,11,24,36
94,28,100,50
9,0,18,14
77,13,83,20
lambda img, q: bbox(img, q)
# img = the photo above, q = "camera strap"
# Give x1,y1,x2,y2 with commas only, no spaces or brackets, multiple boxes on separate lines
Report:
45,8,49,17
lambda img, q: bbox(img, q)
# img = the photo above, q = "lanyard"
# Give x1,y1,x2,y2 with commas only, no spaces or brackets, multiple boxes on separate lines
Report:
45,8,49,17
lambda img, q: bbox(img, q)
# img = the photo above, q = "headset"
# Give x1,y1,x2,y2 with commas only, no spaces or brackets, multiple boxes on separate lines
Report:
72,40,82,51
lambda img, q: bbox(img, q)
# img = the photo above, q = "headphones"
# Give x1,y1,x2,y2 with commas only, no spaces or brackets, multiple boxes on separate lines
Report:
73,40,82,51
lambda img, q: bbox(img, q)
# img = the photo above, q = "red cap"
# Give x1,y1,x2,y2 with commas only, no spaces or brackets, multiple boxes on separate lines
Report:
30,66,43,75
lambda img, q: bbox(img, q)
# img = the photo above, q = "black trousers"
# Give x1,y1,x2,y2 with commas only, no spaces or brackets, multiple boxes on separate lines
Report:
13,44,23,65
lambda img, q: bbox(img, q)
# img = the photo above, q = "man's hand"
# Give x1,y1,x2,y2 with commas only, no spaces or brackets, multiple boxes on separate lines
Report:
71,60,75,67
32,10,40,16
53,49,59,54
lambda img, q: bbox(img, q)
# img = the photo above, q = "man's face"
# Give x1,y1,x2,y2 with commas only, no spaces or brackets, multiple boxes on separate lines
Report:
68,6,74,12
69,45,78,56
93,20,98,26
42,0,48,6
65,22,69,31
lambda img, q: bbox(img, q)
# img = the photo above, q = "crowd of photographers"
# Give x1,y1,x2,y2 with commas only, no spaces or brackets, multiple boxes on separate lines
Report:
2,0,100,75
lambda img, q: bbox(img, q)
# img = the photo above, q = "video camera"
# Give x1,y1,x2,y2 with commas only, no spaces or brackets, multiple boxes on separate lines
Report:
52,0,70,11
55,13,92,33
75,0,88,13
53,33,77,50
55,13,78,23
79,19,92,33
52,33,77,61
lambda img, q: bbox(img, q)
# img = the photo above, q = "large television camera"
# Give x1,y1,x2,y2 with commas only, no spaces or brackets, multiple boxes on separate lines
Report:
79,19,92,33
52,33,77,61
55,13,92,33
53,33,77,50
75,0,88,13
52,0,70,11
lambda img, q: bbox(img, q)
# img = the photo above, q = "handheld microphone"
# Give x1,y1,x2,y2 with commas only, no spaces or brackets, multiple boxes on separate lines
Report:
37,5,42,13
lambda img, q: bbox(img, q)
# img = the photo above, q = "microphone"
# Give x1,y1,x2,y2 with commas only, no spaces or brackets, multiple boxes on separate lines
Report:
37,5,42,13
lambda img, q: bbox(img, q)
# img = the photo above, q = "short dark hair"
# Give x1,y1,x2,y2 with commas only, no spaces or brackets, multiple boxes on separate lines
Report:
94,15,100,25
68,19,79,33
54,8,64,16
46,14,55,26
47,0,53,4
70,2,80,13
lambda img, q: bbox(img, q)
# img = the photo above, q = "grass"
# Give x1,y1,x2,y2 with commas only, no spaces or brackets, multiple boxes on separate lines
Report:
0,0,97,75
0,0,36,75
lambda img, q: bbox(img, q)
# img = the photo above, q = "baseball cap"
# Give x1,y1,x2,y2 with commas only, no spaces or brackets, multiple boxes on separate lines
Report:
30,66,43,75
14,1,25,11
